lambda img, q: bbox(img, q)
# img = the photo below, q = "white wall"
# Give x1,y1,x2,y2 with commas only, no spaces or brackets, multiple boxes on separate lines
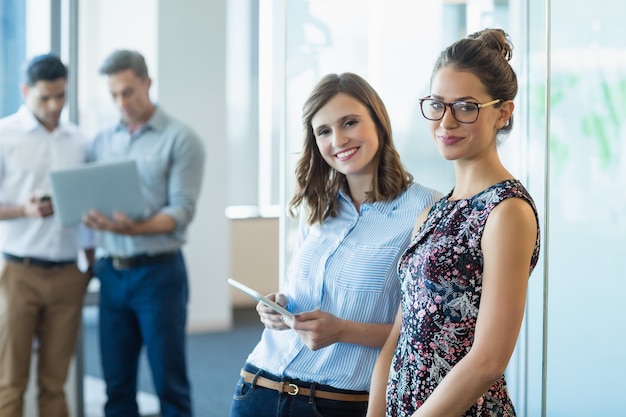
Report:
157,0,231,332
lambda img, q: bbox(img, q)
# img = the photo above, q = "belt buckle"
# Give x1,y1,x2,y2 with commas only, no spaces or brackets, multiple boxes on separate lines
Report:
286,383,299,396
112,257,128,270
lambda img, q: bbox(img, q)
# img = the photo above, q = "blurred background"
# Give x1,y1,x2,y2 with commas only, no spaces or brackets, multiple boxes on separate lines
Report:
1,0,624,416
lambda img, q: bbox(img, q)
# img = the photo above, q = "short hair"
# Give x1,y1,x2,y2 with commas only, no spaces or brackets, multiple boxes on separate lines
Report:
289,72,413,225
24,53,68,86
431,28,517,135
99,49,149,79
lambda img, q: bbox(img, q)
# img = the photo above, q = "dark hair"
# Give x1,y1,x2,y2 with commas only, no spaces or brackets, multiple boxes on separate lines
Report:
24,53,68,86
432,28,517,135
99,49,149,79
289,72,413,225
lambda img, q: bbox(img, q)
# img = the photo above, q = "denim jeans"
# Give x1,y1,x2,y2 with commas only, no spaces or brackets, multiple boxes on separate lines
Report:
229,365,368,417
96,251,192,417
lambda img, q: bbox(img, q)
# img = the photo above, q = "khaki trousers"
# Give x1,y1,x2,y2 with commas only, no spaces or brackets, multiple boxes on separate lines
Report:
0,259,89,417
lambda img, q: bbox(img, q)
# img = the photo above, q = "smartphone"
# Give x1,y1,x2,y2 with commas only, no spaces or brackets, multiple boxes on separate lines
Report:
227,278,294,320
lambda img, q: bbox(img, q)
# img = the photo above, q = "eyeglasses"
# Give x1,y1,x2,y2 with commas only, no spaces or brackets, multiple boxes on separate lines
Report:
419,97,503,124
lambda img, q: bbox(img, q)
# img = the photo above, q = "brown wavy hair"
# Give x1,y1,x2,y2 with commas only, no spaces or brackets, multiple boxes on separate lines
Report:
288,73,413,225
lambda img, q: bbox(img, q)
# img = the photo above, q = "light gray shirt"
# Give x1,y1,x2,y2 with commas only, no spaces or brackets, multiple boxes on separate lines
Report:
89,106,205,257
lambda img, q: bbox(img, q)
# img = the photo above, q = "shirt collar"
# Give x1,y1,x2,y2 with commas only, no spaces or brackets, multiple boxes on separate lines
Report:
114,104,168,134
337,188,398,216
16,105,72,135
17,105,48,132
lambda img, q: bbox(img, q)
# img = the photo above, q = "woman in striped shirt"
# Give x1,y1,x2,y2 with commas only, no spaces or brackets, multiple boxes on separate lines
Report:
230,72,441,417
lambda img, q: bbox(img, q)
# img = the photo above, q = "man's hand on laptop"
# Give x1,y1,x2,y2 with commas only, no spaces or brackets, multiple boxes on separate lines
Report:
83,210,134,235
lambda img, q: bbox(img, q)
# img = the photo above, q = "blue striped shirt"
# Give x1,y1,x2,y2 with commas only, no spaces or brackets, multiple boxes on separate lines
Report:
246,182,442,391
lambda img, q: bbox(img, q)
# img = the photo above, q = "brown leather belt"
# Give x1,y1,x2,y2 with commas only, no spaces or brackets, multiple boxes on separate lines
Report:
240,370,369,402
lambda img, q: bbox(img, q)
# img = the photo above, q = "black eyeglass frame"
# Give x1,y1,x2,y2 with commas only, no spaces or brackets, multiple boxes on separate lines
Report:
419,97,503,124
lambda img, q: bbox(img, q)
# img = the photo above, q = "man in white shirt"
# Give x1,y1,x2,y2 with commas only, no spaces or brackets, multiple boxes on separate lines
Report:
0,53,93,417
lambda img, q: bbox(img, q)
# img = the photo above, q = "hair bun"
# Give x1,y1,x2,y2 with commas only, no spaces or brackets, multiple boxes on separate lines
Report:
469,28,513,62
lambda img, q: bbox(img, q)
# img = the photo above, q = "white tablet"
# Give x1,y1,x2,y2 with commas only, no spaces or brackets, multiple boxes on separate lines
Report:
227,278,294,319
49,159,145,227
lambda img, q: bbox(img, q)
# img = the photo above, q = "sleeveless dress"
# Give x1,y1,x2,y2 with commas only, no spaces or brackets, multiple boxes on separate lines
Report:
386,179,540,417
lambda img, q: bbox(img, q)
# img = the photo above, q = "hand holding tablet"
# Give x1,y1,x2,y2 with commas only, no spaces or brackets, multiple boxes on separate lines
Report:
227,278,294,320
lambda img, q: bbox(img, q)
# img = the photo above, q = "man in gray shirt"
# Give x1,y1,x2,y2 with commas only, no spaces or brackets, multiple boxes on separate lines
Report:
83,49,204,417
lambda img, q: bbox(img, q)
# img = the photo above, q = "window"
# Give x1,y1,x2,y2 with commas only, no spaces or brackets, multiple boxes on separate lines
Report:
75,0,158,137
0,0,51,117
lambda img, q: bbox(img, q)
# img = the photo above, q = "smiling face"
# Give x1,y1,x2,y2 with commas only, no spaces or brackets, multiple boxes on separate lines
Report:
428,67,513,162
311,92,380,184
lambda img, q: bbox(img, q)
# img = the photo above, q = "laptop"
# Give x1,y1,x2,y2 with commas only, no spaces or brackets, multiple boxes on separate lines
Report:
49,159,145,227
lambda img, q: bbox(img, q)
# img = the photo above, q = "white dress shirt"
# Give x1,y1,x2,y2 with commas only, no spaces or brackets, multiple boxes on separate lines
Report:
0,106,91,260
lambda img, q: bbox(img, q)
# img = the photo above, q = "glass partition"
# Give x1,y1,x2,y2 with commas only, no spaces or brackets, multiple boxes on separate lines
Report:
520,0,549,414
543,0,626,415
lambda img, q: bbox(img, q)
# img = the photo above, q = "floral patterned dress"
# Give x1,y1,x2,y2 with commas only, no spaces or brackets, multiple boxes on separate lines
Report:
386,179,540,417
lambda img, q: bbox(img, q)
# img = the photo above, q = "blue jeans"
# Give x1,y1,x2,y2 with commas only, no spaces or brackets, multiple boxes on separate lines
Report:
229,364,368,417
95,251,192,417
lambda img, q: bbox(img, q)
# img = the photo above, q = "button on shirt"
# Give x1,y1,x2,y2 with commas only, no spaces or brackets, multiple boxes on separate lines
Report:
88,106,205,257
246,183,442,391
0,106,90,260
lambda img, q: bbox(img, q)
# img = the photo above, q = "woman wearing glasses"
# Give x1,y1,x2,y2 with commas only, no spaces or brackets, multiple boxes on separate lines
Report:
366,28,541,417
